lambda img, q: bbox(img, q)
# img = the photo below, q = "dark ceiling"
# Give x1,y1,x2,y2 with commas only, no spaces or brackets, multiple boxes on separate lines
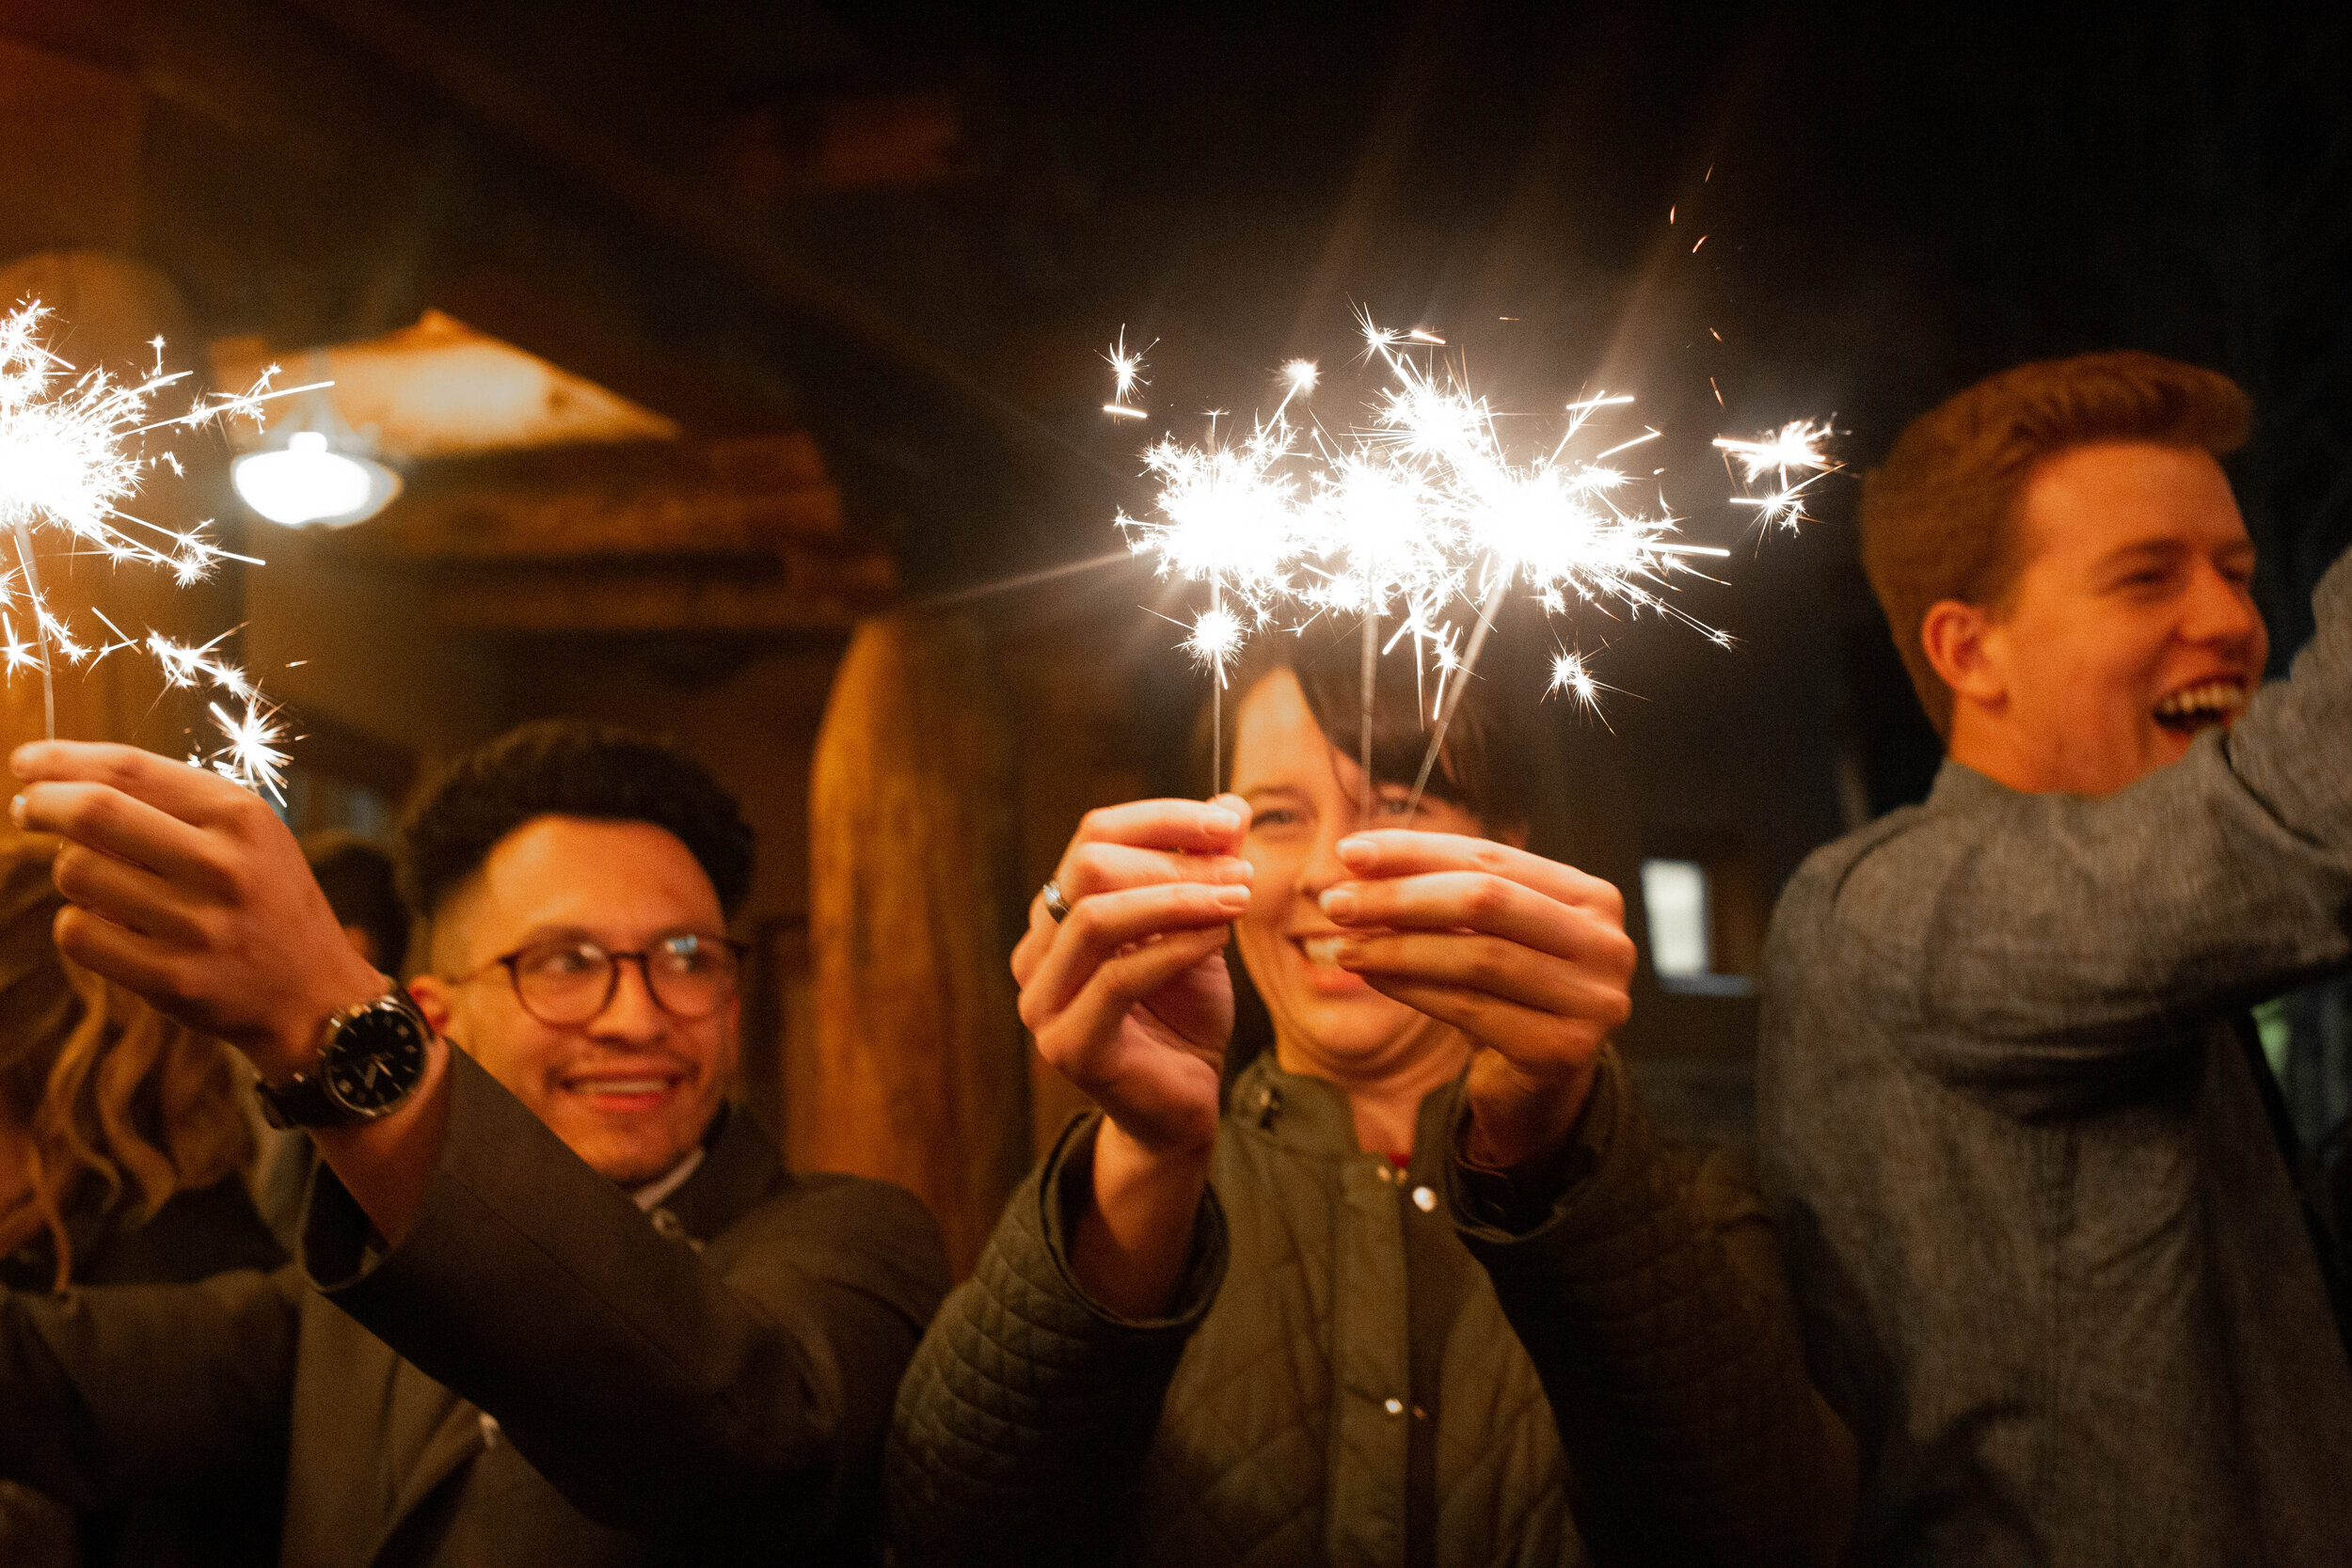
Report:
13,0,2345,779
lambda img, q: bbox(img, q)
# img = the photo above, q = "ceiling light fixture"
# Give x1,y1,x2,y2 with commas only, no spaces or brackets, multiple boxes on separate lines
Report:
229,352,403,528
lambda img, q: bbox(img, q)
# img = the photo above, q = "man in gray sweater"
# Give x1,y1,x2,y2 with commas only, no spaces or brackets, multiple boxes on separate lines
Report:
1759,351,2352,1566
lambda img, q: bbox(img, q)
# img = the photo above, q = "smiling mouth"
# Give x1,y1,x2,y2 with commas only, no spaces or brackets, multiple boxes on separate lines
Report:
2153,679,2248,736
563,1073,684,1107
1297,934,1350,968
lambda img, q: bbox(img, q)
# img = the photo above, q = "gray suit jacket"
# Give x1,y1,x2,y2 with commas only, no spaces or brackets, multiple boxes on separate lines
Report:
0,1047,949,1565
1758,548,2352,1567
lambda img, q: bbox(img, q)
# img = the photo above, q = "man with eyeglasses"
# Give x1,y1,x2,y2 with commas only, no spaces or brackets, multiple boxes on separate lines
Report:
0,721,949,1566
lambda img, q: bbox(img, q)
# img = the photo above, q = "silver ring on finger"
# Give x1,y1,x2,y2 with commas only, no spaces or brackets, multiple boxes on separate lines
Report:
1041,878,1073,924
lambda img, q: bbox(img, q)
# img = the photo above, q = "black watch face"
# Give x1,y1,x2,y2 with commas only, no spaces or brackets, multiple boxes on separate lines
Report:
324,1002,430,1117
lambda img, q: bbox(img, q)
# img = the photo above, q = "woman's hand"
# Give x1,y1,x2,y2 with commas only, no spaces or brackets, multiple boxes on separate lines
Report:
1317,831,1634,1169
1012,795,1251,1318
1013,795,1252,1158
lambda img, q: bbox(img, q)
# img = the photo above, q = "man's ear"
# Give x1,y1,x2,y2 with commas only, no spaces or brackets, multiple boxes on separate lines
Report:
405,974,455,1037
1920,599,2009,714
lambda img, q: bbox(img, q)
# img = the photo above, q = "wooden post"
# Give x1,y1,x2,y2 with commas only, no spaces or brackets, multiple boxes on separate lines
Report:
804,614,1028,1276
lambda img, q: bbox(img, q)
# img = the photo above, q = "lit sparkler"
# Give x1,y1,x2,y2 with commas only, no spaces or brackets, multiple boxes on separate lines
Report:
0,301,320,799
1105,314,1834,801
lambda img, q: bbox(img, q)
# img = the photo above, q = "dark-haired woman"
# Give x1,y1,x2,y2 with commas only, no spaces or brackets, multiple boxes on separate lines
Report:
890,634,1855,1567
0,836,283,1568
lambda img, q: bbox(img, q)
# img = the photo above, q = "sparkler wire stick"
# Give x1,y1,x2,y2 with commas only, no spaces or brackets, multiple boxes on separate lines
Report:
9,524,53,738
1359,607,1377,830
1405,570,1506,816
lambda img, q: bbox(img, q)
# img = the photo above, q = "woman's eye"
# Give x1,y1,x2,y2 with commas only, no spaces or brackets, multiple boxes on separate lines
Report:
1375,793,1415,817
1252,807,1298,829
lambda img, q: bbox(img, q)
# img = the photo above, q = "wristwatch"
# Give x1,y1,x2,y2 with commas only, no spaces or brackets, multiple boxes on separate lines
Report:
254,988,433,1130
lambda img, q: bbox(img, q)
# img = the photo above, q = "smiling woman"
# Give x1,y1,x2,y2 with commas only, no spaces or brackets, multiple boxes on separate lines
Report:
888,624,1857,1566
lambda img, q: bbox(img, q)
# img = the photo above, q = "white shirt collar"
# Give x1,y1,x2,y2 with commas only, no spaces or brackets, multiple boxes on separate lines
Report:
631,1146,706,1212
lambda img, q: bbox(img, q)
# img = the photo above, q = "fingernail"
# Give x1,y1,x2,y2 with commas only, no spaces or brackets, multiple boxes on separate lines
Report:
1332,938,1364,967
1335,836,1375,868
1204,806,1241,833
1319,887,1359,922
1216,883,1251,911
8,794,23,828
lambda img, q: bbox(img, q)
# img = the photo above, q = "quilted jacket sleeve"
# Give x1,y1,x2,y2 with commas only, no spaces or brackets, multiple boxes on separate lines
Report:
1451,1051,1856,1568
887,1113,1229,1567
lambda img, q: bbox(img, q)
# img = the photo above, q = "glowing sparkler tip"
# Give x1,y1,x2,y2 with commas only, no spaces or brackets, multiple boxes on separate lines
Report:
1282,360,1319,392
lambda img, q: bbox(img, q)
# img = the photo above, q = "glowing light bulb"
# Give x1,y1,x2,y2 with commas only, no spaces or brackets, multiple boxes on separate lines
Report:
231,430,400,527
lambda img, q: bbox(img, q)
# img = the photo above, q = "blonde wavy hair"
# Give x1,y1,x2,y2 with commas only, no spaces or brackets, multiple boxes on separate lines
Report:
0,836,254,1289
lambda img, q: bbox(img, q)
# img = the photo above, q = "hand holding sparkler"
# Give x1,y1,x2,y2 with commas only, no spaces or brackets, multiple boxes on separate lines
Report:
1011,795,1252,1317
11,740,387,1076
1316,828,1635,1169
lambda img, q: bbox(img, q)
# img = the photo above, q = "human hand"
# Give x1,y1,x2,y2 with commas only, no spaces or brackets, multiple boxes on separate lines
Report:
11,741,388,1080
1012,795,1252,1161
1316,831,1633,1169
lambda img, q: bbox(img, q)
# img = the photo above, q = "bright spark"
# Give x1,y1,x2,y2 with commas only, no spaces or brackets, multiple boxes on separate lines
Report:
1102,329,1153,420
203,695,290,804
1549,648,1601,711
1184,605,1247,682
1715,420,1842,531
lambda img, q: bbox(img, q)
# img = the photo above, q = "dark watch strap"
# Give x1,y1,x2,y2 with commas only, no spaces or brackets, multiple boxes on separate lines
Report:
254,1069,346,1131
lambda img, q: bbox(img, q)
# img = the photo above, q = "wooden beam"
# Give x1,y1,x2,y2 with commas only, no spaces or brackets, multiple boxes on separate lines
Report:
331,435,845,563
430,546,898,635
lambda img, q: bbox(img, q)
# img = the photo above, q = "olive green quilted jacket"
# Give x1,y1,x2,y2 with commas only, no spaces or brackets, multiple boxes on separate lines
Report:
889,1048,1853,1566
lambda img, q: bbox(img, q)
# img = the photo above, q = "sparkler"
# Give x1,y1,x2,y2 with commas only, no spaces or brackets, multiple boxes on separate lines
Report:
1105,315,1831,805
0,301,317,800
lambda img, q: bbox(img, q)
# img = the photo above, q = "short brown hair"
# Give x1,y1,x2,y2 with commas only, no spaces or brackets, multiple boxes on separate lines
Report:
1861,350,2252,735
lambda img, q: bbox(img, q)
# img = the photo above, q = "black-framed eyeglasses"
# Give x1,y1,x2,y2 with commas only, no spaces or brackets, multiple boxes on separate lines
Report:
455,932,748,1026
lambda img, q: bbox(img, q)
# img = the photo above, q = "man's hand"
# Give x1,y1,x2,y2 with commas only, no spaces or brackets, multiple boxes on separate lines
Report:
1318,831,1634,1170
11,741,388,1080
1012,795,1251,1318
